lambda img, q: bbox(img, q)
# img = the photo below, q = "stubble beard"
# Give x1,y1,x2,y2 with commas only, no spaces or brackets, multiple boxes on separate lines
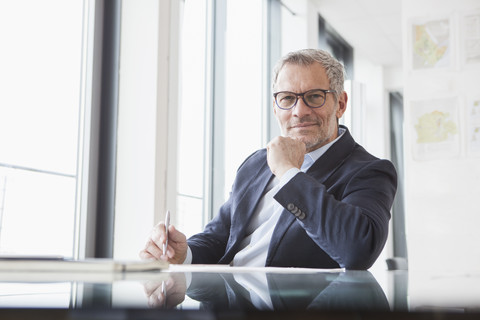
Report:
285,115,338,153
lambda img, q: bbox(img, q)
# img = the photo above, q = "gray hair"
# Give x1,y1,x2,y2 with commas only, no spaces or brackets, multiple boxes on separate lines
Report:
272,49,346,99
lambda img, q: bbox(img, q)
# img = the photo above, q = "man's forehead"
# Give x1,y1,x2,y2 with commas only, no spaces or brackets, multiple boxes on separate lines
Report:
276,62,329,88
279,61,327,77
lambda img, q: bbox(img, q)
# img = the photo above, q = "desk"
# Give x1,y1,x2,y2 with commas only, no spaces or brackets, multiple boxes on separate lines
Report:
0,265,479,319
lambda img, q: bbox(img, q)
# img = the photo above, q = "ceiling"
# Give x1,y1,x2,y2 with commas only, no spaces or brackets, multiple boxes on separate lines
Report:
311,0,402,68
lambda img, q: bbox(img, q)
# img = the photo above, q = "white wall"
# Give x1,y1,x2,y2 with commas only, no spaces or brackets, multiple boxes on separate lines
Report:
384,66,403,92
354,53,389,159
402,0,480,274
402,0,480,310
351,53,392,282
281,0,319,54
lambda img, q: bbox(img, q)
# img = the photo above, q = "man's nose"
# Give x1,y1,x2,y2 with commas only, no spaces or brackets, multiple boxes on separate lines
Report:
292,97,312,117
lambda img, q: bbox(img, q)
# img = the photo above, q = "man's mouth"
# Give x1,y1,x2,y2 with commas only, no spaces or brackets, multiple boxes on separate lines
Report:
290,122,318,129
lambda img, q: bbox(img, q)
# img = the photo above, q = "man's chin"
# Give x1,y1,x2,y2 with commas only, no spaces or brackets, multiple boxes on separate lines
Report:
292,137,319,151
287,133,315,145
303,138,328,152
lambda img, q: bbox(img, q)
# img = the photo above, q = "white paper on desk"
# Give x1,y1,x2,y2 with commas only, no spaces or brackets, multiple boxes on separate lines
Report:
0,257,168,273
168,264,344,274
0,270,170,284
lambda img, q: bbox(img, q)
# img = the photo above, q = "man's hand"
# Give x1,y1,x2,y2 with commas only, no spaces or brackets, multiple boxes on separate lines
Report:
266,136,306,178
143,273,187,309
139,223,188,264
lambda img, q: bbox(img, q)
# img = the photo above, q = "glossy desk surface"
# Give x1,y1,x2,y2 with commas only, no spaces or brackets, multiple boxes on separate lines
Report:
0,264,479,319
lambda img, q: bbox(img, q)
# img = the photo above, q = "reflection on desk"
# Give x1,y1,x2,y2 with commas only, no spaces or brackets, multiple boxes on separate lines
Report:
181,270,388,311
0,265,480,319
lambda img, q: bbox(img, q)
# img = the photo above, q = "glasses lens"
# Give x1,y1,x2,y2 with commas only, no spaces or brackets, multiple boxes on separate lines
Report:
275,92,297,109
305,90,326,108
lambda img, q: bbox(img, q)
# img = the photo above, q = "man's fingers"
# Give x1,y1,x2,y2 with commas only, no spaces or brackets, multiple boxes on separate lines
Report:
141,239,164,260
143,280,163,296
139,249,157,261
151,223,166,244
168,225,186,243
140,221,188,264
267,136,306,178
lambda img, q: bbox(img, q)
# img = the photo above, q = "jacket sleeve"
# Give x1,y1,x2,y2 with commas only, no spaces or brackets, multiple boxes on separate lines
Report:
187,198,232,264
273,159,397,270
187,150,264,264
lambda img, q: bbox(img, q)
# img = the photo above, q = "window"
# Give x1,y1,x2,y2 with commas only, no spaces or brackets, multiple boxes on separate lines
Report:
0,0,93,258
389,92,407,261
177,0,268,235
223,0,265,199
176,0,210,237
318,14,353,79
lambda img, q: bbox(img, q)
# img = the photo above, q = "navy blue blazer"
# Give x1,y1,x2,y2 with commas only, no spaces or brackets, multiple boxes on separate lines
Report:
188,126,397,269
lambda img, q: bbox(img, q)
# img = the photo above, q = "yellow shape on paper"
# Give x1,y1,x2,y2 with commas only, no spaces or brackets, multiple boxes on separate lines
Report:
415,110,457,143
414,25,448,67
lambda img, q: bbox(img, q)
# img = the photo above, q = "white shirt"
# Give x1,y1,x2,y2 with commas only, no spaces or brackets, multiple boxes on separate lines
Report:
185,128,346,266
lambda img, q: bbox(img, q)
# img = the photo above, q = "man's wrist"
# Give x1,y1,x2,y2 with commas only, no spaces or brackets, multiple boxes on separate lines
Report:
274,164,299,179
183,246,193,264
278,168,301,188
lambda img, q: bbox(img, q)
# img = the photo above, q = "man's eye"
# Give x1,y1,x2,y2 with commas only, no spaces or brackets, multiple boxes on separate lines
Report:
307,94,326,104
280,95,295,102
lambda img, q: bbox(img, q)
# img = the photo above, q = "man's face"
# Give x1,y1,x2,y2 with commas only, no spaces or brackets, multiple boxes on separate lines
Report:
273,62,347,153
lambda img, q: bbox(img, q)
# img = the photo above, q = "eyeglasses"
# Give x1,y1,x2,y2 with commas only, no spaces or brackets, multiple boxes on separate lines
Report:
273,88,336,110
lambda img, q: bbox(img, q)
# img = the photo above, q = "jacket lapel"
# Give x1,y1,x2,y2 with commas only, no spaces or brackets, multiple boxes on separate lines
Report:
306,126,356,182
222,157,274,261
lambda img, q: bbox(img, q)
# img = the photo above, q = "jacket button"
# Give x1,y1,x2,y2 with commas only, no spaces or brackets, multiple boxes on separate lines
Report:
297,211,306,220
287,203,295,211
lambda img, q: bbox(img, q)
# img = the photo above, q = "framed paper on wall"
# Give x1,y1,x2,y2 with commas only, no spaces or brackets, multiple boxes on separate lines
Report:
408,16,454,71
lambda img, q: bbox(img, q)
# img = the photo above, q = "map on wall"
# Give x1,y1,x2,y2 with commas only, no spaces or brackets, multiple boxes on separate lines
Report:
463,13,480,65
411,97,460,160
467,97,480,157
411,17,451,70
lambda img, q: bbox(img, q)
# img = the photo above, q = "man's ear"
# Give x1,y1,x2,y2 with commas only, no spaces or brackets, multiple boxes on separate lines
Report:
336,91,348,119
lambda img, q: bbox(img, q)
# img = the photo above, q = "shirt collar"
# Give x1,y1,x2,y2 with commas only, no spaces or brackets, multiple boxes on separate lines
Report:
303,127,346,171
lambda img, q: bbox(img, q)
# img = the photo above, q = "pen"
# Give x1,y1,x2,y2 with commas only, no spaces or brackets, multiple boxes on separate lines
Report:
162,210,170,256
161,210,170,308
161,280,167,308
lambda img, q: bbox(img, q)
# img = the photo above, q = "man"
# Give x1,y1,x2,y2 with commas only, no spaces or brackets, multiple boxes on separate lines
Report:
140,49,397,269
